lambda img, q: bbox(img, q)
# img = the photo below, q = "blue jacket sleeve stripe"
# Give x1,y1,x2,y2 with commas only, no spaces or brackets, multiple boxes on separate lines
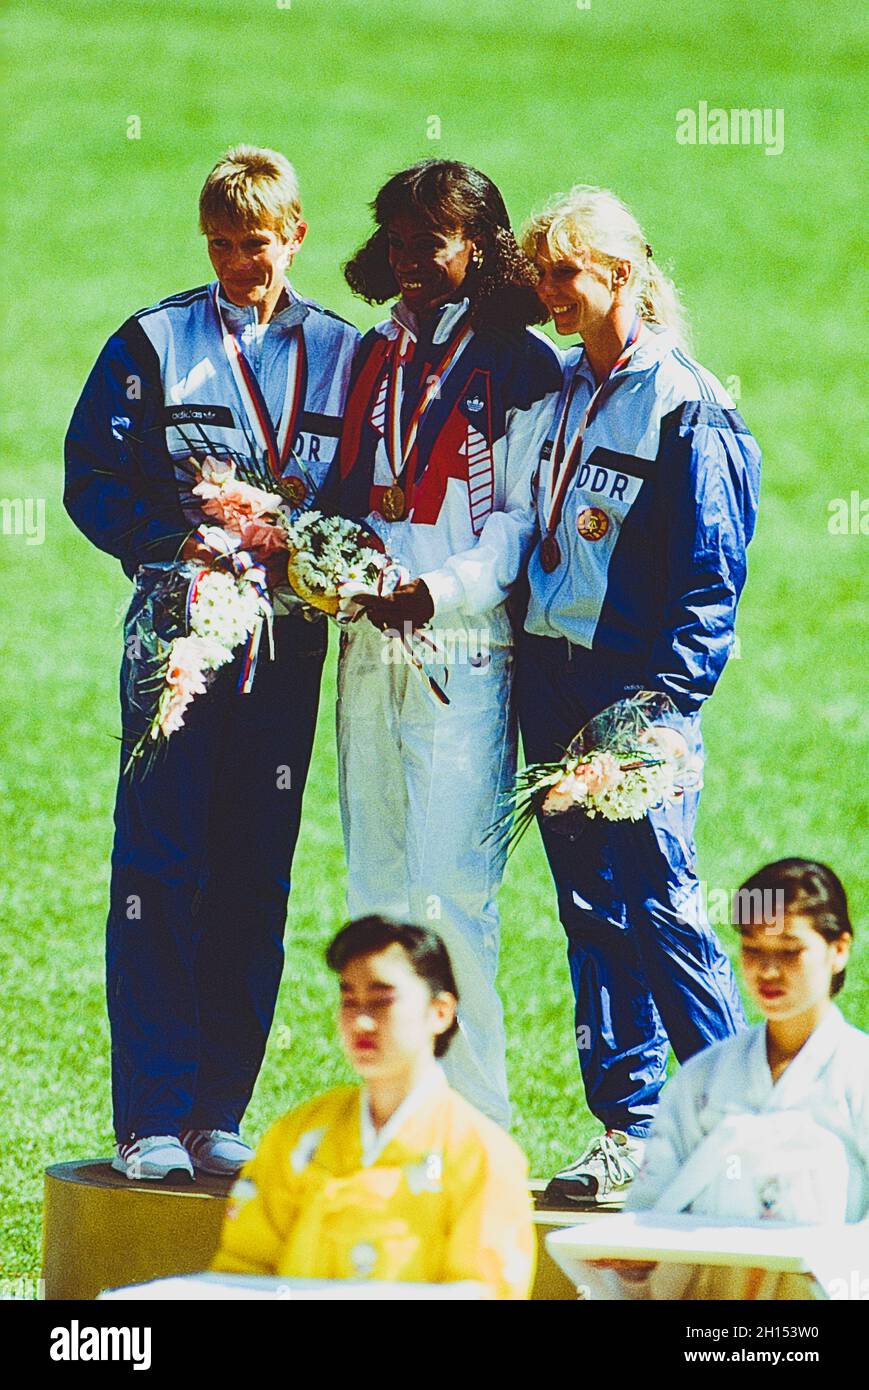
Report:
63,319,191,578
648,403,761,712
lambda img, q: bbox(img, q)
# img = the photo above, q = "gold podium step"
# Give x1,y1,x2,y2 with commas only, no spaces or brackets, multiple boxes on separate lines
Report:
43,1162,602,1300
42,1160,233,1301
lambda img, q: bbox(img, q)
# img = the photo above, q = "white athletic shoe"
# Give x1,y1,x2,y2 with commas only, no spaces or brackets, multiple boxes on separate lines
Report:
111,1135,195,1182
179,1129,254,1176
543,1129,645,1207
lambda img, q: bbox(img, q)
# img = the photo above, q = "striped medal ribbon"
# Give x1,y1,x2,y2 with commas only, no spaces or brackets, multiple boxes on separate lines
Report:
382,318,474,520
539,316,644,572
213,284,307,495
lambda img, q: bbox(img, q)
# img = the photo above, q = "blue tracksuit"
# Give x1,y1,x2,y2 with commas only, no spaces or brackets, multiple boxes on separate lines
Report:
64,281,359,1144
516,324,761,1136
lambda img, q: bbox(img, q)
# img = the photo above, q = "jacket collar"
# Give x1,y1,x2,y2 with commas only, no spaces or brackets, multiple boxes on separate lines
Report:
760,1004,847,1103
387,295,471,345
570,320,675,386
214,278,310,333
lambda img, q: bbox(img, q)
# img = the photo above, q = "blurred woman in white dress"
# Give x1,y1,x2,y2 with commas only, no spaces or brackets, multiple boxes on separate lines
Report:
584,859,868,1300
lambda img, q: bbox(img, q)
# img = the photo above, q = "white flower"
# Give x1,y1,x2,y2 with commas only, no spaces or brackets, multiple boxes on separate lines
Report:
189,570,262,650
282,513,389,599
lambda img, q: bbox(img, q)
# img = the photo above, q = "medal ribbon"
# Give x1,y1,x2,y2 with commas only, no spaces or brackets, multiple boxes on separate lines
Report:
213,284,306,479
543,315,644,540
385,318,474,502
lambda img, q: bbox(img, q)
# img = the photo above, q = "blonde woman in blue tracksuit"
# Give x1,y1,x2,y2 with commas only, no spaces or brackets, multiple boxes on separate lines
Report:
64,146,359,1181
517,186,761,1207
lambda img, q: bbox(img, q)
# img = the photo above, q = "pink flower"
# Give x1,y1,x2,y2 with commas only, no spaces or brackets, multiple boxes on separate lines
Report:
155,635,232,739
198,454,235,485
193,478,282,533
542,770,588,816
573,751,620,796
237,519,288,559
157,687,194,737
165,636,210,691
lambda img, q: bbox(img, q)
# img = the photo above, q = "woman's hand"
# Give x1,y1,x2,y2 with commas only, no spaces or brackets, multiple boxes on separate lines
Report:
354,579,435,632
586,1258,658,1282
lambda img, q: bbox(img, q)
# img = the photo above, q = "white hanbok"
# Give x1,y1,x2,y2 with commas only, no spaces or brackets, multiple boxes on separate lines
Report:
582,1006,869,1299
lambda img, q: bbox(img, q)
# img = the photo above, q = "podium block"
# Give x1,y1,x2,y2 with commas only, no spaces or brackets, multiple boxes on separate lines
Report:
42,1162,604,1301
42,1160,232,1301
529,1180,612,1301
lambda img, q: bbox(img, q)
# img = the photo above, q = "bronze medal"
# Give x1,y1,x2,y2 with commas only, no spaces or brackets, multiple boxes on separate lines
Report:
540,534,562,572
284,475,307,506
381,484,406,521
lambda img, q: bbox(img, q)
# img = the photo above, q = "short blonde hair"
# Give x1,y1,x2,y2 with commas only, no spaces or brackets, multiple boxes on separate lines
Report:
199,145,302,240
521,185,690,350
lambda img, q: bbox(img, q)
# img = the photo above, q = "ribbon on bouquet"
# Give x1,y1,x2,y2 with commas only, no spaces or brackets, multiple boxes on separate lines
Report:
188,527,274,694
350,561,450,707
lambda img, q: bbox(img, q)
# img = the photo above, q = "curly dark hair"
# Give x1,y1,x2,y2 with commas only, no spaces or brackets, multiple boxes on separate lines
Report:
344,160,546,335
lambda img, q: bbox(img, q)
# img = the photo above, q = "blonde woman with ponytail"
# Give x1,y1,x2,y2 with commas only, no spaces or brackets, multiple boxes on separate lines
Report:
515,186,763,1208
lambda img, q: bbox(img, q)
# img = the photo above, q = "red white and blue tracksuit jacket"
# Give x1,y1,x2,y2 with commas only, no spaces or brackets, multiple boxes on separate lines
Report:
330,298,563,642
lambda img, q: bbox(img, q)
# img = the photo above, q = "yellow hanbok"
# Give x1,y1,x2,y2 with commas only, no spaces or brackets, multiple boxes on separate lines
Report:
210,1068,534,1298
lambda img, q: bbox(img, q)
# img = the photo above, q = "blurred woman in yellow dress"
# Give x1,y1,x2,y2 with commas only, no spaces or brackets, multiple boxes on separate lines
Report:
210,916,535,1298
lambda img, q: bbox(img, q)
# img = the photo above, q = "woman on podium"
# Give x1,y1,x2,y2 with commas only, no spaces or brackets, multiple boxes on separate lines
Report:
517,185,762,1206
64,146,359,1180
328,161,562,1130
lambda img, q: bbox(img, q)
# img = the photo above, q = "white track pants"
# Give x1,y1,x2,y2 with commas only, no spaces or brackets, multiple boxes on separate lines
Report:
337,621,515,1128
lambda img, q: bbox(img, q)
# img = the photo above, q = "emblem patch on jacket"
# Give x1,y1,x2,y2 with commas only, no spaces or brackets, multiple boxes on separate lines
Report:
577,507,610,541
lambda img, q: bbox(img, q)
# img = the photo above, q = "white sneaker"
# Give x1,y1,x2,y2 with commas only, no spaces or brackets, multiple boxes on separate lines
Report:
179,1129,253,1176
543,1130,645,1207
111,1135,194,1181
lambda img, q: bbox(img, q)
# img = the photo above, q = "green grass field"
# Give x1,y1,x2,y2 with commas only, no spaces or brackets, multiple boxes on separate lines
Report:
1,0,866,1286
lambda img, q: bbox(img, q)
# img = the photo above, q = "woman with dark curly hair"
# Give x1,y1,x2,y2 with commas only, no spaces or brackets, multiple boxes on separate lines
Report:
330,160,562,1129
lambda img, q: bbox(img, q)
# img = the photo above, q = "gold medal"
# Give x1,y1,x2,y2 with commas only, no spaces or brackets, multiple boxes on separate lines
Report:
284,476,306,506
381,484,406,521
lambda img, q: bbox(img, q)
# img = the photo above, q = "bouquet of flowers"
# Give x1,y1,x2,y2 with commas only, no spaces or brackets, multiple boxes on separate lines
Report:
279,510,450,704
116,422,308,775
487,691,703,855
172,426,396,616
281,510,392,615
119,421,436,769
123,558,273,774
